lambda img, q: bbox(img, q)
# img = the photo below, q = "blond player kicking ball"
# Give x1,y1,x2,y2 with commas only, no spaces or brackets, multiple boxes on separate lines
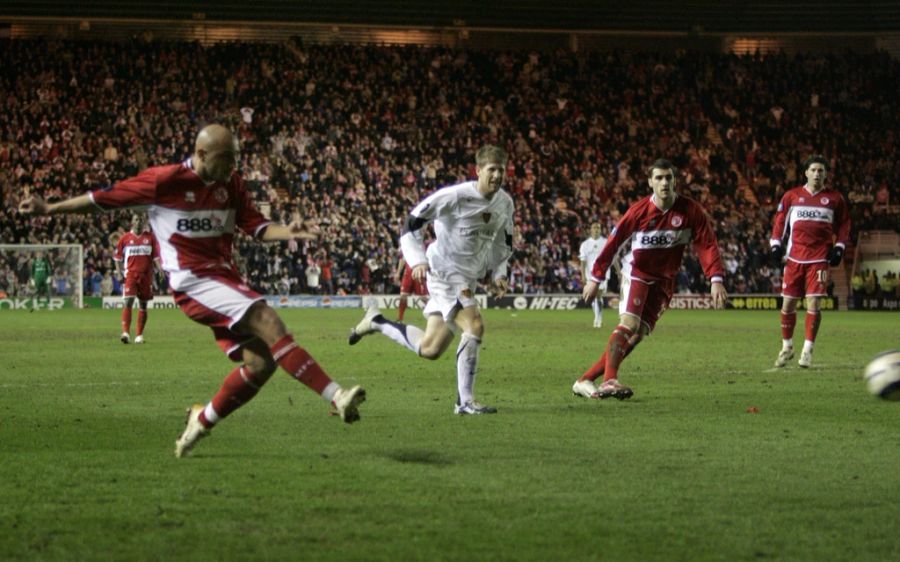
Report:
19,124,365,457
348,145,514,415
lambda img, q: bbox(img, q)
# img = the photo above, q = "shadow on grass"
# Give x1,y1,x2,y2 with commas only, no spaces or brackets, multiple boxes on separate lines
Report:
382,449,454,466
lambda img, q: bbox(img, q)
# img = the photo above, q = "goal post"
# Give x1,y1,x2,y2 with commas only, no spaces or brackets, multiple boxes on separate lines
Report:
0,244,84,309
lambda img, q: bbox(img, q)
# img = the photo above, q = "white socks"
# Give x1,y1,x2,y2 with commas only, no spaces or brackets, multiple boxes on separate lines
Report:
456,333,481,405
373,317,424,354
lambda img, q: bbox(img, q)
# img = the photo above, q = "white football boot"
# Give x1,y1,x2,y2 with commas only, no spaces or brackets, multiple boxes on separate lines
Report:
572,379,600,399
774,347,794,368
454,400,498,415
134,335,144,344
332,385,366,423
120,332,130,344
348,305,382,345
798,349,813,368
174,404,210,458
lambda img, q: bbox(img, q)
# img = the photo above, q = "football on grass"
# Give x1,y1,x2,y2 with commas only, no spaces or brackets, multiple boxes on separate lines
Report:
864,350,900,401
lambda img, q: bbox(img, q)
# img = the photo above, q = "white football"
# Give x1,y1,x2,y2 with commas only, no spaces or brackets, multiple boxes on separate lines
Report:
864,350,900,401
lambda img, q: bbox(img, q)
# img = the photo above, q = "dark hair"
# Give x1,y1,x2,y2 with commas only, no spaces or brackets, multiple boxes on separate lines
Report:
646,158,676,176
802,154,829,172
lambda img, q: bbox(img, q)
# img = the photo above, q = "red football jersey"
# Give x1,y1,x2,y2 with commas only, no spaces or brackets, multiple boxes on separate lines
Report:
770,185,851,263
114,230,159,279
90,160,271,289
591,194,725,285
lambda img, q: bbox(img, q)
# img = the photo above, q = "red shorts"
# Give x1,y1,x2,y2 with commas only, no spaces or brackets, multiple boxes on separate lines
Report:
618,277,673,333
170,268,265,362
782,260,829,298
123,274,153,301
400,267,428,296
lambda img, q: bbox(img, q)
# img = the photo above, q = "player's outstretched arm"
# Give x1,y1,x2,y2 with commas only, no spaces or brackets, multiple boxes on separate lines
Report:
261,221,320,242
19,194,95,216
582,280,599,304
711,281,728,309
492,277,509,299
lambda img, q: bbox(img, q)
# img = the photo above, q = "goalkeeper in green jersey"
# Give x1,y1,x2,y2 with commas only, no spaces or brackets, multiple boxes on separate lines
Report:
30,251,52,309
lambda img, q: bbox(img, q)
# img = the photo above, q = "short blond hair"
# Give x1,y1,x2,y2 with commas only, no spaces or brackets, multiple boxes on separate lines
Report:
475,145,509,167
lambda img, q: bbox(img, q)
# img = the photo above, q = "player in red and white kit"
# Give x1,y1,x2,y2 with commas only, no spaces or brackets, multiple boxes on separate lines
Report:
114,213,161,344
574,159,727,400
19,124,365,457
395,256,429,321
769,155,851,368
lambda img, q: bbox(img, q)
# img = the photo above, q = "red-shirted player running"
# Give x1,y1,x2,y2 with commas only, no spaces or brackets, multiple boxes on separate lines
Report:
114,213,161,344
574,159,728,400
769,155,851,369
18,124,366,458
395,256,429,321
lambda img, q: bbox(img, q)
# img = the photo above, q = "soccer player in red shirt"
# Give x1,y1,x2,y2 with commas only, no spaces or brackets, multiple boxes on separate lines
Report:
114,213,161,344
395,256,429,321
19,124,365,457
574,159,727,399
769,155,851,368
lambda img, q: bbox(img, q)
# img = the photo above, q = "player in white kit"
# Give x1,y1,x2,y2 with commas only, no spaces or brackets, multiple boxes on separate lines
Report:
349,145,515,415
579,222,608,327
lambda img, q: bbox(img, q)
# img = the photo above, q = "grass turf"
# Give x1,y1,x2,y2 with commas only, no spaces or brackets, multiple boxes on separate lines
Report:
1,307,897,561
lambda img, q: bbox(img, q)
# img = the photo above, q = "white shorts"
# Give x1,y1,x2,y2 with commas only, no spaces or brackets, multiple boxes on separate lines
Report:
423,271,478,321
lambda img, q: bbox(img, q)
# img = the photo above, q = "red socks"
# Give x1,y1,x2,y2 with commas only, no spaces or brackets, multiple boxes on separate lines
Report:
579,351,607,382
604,325,634,382
805,310,821,342
121,307,132,334
398,297,408,321
137,309,147,336
271,335,334,395
199,366,266,428
781,311,796,341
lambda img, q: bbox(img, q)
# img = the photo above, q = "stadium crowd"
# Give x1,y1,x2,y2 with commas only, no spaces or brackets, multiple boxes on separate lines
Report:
1,38,898,299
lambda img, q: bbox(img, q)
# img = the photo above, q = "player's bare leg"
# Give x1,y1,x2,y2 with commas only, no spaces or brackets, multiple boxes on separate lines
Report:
121,296,135,343
243,302,365,423
799,296,821,368
775,297,799,367
175,341,276,458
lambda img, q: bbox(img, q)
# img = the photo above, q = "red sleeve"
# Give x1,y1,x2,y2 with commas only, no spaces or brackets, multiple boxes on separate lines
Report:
234,176,271,238
770,192,791,246
590,209,636,282
834,194,852,248
151,233,160,259
114,235,125,261
691,205,725,282
91,168,157,210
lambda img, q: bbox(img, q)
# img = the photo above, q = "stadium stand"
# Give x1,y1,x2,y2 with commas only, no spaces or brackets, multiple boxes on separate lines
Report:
1,38,898,299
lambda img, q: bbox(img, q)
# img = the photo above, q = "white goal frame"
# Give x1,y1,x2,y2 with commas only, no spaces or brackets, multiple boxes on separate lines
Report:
0,244,84,308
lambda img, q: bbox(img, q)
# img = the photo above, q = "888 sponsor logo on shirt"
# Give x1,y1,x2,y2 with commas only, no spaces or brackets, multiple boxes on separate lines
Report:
176,215,227,234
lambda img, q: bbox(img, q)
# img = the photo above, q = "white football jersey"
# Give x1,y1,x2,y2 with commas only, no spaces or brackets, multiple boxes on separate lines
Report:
400,181,514,283
579,236,607,276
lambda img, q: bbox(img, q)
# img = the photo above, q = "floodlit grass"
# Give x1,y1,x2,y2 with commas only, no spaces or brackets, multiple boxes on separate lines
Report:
1,307,898,561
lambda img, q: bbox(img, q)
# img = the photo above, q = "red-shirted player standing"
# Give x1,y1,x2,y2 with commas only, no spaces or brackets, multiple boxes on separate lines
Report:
19,124,366,458
769,155,851,369
395,256,429,321
114,213,161,344
574,159,728,400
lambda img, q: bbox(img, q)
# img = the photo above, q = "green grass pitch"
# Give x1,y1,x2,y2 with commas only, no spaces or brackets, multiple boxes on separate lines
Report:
1,307,898,561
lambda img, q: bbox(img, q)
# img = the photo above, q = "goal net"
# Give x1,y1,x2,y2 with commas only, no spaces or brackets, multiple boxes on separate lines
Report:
0,244,84,309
